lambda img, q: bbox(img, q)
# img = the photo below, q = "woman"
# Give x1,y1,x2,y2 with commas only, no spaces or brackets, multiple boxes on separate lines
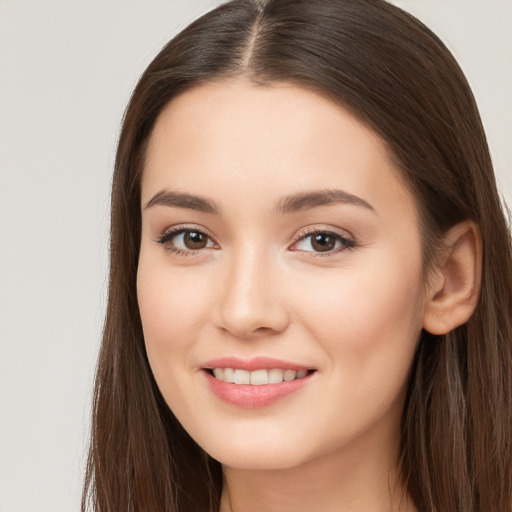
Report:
82,0,512,511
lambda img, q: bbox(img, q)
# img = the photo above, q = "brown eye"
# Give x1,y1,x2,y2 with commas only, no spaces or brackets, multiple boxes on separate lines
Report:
291,230,355,255
157,228,216,253
183,231,208,249
310,233,336,252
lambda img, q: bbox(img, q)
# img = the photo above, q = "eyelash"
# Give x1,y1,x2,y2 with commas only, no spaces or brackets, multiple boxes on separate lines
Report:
155,226,357,257
155,225,217,257
290,227,357,257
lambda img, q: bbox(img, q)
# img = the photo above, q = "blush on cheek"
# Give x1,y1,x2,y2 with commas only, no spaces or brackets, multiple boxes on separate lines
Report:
137,264,213,358
307,269,422,358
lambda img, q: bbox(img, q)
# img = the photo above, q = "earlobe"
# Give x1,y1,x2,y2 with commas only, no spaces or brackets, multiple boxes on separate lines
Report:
423,221,482,335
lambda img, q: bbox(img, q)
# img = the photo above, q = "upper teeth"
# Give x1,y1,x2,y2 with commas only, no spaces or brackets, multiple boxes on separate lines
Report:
212,368,309,385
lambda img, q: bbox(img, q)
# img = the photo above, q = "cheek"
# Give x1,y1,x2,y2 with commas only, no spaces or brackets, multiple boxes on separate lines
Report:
299,251,424,379
136,259,219,426
136,258,212,374
286,254,425,452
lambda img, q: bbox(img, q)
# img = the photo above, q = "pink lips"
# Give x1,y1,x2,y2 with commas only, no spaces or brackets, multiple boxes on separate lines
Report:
202,357,315,408
203,356,310,372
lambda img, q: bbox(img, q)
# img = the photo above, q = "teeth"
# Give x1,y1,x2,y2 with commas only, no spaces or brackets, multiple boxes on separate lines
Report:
233,369,250,385
268,368,284,384
211,368,310,385
250,369,268,385
223,368,235,383
283,370,297,381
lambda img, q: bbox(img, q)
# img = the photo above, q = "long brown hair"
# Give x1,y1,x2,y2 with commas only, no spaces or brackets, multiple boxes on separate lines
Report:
82,1,512,510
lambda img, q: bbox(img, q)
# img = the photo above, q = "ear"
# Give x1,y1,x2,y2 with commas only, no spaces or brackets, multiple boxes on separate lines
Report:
423,221,482,335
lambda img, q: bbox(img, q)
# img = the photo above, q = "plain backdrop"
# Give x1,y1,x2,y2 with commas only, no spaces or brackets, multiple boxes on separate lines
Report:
0,1,510,511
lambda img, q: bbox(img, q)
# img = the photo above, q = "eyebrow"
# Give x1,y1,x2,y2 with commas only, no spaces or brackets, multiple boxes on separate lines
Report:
144,188,375,215
145,189,220,214
275,189,375,214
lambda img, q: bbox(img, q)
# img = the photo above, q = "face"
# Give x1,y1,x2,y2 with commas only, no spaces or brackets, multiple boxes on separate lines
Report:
137,80,427,471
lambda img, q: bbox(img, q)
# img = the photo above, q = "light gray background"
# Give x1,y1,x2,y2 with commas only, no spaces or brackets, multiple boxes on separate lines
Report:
0,1,510,511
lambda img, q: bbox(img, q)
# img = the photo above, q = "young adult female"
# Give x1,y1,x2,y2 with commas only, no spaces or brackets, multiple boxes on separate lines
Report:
82,0,512,511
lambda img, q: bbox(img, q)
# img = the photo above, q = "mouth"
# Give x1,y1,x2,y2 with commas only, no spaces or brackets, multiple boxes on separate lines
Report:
201,357,317,408
205,367,314,385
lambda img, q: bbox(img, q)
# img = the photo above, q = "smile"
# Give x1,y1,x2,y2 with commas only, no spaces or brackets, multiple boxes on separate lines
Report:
201,358,317,408
210,368,310,385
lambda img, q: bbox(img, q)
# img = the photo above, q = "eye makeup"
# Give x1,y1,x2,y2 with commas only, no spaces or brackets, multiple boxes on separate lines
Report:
154,223,358,259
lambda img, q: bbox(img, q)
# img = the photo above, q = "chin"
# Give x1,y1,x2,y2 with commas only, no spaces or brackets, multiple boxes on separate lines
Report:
212,448,308,471
193,431,311,471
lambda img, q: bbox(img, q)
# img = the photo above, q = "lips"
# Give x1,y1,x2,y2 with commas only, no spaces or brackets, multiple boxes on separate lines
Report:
201,357,316,408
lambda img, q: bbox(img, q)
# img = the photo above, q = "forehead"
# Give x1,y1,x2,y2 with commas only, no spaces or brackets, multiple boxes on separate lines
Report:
142,79,417,222
145,80,386,173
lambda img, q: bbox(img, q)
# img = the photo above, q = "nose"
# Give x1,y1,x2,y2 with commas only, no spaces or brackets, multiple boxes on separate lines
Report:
214,247,290,339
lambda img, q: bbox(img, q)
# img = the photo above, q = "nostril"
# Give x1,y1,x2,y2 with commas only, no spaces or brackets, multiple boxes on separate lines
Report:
253,326,276,334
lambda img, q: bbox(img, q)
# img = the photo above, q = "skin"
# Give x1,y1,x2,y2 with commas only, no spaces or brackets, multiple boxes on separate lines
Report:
137,80,430,512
